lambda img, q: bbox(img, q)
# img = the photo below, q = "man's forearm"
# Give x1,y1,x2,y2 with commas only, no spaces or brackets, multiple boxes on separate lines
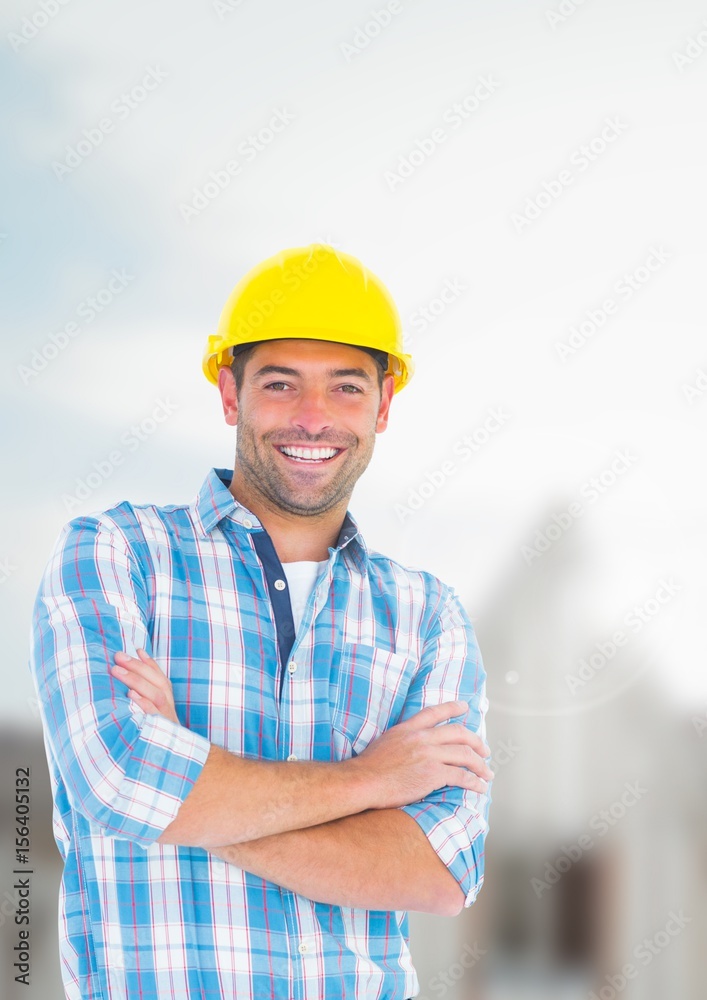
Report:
210,807,464,916
157,743,373,849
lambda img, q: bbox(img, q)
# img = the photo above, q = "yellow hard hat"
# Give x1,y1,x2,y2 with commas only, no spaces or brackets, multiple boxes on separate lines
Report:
202,244,414,393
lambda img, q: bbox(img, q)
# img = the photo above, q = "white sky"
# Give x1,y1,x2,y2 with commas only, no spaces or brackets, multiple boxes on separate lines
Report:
2,0,706,721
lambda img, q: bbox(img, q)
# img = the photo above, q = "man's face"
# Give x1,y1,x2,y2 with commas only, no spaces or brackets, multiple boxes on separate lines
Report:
220,338,395,517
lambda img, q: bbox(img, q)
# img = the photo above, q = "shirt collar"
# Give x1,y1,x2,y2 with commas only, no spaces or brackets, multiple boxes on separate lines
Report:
192,467,368,563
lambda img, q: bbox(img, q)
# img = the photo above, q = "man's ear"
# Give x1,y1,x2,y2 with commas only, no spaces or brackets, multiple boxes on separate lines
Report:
218,366,239,427
375,374,395,433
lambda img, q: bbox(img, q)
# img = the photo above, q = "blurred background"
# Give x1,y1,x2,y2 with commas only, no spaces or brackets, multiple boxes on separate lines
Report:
2,0,706,997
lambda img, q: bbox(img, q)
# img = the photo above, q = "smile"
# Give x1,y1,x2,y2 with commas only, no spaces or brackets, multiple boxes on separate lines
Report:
276,445,344,464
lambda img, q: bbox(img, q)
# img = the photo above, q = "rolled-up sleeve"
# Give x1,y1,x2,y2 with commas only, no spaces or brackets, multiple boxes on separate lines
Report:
28,515,211,847
398,586,492,908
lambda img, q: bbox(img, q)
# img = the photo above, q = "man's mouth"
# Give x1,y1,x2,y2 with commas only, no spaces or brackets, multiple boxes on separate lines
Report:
275,445,345,465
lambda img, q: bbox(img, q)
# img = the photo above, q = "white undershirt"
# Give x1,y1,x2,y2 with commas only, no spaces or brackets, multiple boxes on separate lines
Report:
281,560,329,633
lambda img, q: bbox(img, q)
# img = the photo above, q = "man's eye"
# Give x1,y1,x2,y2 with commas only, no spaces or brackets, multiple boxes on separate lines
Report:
263,382,363,393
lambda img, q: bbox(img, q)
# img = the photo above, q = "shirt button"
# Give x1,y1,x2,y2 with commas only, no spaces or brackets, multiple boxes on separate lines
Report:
298,942,309,954
242,518,253,529
288,661,297,674
274,579,286,590
287,753,298,761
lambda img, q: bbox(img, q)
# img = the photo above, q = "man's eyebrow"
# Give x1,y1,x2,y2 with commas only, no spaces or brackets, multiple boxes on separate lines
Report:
251,364,373,382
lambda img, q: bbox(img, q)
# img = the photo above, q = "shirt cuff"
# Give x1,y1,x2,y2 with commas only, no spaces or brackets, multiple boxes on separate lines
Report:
77,706,212,847
400,801,487,908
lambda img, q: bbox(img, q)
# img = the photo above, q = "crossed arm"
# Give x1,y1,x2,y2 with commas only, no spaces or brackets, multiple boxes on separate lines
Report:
211,804,465,916
113,648,491,916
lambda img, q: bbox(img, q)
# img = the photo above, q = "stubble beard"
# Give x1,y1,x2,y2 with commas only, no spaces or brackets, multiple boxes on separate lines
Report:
234,414,374,518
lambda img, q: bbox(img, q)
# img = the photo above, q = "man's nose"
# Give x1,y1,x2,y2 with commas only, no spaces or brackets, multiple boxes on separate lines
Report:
289,387,334,433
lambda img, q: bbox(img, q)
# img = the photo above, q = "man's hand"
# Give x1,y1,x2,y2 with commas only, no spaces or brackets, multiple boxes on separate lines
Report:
352,701,494,808
111,649,179,725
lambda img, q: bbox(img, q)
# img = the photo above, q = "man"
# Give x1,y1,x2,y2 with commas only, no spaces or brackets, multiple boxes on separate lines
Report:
29,244,493,1000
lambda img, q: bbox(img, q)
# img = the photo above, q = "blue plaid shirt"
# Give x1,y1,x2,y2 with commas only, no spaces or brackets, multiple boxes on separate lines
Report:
29,467,491,1000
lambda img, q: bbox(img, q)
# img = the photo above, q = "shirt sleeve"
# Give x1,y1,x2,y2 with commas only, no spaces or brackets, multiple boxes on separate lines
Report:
28,514,212,848
397,585,492,909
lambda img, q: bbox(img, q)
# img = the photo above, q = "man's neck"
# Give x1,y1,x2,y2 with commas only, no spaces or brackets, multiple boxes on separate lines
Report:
227,479,347,563
260,519,340,563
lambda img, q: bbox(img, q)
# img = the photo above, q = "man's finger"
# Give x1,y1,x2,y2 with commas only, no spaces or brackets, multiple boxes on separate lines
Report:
113,667,164,705
112,655,170,695
111,659,162,688
440,742,494,780
113,650,167,684
128,690,161,716
403,701,492,755
402,700,468,730
128,685,179,725
136,648,160,667
114,649,161,670
432,722,492,758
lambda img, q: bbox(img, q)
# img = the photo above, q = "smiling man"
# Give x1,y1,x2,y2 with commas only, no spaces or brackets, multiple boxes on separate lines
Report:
29,244,493,1000
223,337,386,563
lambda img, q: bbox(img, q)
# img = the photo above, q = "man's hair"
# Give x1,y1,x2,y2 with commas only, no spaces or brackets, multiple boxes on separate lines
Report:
229,343,386,398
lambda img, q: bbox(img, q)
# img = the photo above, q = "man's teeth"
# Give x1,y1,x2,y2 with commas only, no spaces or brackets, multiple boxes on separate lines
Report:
279,446,340,462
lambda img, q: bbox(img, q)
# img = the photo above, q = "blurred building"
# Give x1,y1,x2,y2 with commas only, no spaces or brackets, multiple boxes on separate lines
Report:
410,505,706,1000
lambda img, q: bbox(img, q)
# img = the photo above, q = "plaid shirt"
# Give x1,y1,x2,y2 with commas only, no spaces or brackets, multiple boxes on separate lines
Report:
29,467,491,1000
